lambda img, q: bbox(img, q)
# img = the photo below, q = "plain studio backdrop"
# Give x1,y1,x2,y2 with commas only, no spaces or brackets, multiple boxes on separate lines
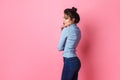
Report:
0,0,120,80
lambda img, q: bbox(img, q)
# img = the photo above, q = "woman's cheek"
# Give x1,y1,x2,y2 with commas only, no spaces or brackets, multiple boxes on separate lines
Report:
64,23,69,26
65,20,70,25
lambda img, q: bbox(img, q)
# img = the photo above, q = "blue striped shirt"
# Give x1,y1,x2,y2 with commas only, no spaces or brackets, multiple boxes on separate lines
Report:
58,23,81,58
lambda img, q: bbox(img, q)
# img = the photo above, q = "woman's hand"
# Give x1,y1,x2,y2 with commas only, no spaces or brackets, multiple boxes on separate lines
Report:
61,23,71,31
61,25,66,30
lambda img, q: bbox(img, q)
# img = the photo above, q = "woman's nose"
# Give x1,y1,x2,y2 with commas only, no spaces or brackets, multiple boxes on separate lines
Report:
63,21,65,24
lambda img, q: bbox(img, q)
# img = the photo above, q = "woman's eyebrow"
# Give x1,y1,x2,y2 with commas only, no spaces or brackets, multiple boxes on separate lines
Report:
64,16,68,18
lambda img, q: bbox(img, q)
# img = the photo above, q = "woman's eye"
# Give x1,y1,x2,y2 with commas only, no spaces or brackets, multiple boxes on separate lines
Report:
64,17,68,19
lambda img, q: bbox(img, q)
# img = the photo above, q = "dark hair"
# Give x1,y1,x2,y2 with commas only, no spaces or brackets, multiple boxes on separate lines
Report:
64,7,80,24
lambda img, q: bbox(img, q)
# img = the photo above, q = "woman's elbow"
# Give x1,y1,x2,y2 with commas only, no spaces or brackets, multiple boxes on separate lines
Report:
57,47,64,51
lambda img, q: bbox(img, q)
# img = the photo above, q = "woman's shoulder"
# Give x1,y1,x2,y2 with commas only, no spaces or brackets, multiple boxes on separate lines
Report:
69,24,80,32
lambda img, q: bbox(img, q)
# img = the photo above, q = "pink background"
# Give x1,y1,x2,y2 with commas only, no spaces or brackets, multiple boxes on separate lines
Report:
0,0,120,80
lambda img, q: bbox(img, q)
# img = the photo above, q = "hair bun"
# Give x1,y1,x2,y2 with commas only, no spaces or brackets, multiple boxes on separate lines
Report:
72,7,77,12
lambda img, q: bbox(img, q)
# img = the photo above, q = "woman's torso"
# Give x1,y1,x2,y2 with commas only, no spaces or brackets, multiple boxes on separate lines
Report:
62,24,81,58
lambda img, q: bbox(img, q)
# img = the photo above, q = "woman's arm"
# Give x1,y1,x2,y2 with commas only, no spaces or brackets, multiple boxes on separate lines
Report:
57,28,67,51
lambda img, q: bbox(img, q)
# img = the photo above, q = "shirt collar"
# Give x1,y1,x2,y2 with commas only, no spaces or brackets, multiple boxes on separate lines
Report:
68,23,76,27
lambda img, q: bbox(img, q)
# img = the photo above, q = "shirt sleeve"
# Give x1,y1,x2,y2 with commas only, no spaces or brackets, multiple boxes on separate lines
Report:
57,28,68,51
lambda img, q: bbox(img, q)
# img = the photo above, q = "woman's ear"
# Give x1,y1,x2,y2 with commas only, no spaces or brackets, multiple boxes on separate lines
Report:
72,18,75,23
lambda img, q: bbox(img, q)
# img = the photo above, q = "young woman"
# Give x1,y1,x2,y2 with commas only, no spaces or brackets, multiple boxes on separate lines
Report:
57,7,81,80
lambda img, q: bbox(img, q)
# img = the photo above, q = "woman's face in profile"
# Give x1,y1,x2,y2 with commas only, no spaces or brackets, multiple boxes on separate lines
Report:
63,14,75,27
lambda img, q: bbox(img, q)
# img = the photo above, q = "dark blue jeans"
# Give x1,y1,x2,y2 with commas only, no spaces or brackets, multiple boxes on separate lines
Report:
61,57,81,80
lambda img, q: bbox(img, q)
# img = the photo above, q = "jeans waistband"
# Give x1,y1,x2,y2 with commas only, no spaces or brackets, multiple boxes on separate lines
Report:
63,57,79,61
